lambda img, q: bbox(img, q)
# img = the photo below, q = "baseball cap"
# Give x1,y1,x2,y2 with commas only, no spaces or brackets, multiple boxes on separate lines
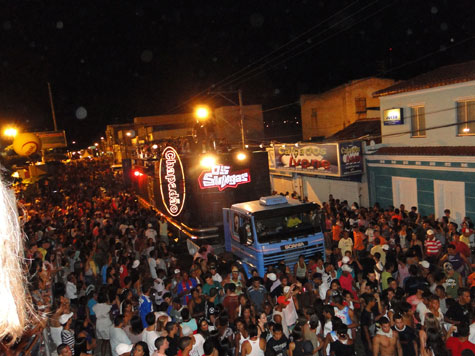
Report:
116,343,133,355
342,256,350,264
419,261,430,269
267,273,277,281
174,269,180,274
283,286,291,294
59,312,74,325
182,325,193,336
426,229,434,235
132,260,140,269
382,244,389,250
342,264,352,272
277,296,290,306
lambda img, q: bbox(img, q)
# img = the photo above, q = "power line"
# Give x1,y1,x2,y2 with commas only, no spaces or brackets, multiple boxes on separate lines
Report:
229,0,395,89
165,0,375,114
262,101,300,113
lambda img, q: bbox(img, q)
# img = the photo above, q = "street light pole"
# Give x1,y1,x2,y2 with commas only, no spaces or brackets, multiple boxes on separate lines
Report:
238,89,245,149
47,82,58,131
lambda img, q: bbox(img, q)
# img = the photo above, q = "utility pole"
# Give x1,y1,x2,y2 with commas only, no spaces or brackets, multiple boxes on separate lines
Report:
47,82,58,131
208,89,246,149
238,89,245,149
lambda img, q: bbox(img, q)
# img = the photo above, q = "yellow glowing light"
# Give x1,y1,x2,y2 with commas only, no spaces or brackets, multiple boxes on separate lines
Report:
152,144,158,149
3,127,18,138
200,154,217,168
11,172,20,178
195,106,210,120
236,152,247,161
463,127,470,133
94,143,99,146
125,132,132,137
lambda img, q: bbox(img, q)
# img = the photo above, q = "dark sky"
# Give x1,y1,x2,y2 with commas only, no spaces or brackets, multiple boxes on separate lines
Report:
1,0,474,146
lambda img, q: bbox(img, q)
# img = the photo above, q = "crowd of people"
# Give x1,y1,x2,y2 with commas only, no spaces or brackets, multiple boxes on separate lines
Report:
17,161,475,356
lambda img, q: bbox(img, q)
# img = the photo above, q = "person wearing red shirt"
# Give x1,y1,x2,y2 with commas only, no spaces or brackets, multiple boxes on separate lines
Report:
446,323,475,356
424,230,442,263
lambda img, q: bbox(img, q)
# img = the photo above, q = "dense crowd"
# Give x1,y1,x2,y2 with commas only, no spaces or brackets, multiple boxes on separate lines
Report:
18,161,475,356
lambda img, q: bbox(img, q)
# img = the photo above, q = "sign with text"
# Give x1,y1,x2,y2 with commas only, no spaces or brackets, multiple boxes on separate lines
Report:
339,141,363,176
273,142,362,176
34,130,67,149
198,165,251,191
159,146,186,217
383,108,404,125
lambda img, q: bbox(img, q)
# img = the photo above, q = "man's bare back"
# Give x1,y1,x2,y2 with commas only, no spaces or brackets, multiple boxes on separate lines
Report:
372,329,402,356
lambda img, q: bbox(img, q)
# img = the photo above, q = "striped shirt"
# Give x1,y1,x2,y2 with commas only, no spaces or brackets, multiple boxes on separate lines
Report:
61,329,75,355
425,238,442,255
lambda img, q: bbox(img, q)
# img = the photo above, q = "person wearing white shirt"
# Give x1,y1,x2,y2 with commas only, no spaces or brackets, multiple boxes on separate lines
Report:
110,315,132,356
209,264,222,283
145,224,157,242
148,251,158,279
142,312,160,355
65,274,77,302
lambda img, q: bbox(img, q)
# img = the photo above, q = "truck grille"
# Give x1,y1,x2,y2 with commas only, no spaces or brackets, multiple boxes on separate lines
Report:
262,241,325,268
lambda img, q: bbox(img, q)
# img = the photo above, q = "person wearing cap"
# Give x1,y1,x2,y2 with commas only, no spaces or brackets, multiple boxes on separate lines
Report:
60,312,75,355
115,343,133,356
273,295,290,338
424,229,442,263
443,261,463,299
208,263,222,283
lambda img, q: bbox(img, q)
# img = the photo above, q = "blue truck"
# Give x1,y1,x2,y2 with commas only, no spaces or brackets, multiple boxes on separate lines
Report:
223,195,325,277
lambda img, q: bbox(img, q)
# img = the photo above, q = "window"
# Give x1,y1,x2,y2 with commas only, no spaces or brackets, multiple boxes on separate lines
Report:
355,97,366,114
411,106,426,137
456,100,475,135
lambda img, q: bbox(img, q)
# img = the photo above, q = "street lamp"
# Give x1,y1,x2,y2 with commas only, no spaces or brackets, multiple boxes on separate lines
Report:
195,106,210,121
3,127,18,138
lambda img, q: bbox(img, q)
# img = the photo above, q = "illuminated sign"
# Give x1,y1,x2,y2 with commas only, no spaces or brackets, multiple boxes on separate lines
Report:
159,147,186,217
273,142,363,176
198,165,251,191
383,108,404,125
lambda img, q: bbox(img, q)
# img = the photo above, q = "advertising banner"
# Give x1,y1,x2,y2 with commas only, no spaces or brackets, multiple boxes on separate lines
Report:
339,141,363,176
273,142,362,177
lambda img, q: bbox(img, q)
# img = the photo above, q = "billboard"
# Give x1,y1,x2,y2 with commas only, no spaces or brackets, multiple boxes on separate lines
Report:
34,130,68,149
273,141,362,176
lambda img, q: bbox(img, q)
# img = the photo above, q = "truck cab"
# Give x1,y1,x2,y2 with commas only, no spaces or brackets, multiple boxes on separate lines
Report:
223,195,325,277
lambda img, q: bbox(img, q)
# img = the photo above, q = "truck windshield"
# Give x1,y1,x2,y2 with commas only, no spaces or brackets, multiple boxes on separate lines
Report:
253,205,320,244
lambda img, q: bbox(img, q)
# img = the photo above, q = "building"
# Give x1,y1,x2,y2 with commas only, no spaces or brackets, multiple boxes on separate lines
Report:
367,60,475,223
300,77,395,140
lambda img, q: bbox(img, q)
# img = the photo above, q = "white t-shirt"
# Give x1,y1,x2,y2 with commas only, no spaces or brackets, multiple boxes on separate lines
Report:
189,333,205,356
142,329,160,355
148,257,157,279
469,322,475,344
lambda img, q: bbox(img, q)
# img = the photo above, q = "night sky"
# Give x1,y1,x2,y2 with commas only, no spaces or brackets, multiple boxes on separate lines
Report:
1,0,474,146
